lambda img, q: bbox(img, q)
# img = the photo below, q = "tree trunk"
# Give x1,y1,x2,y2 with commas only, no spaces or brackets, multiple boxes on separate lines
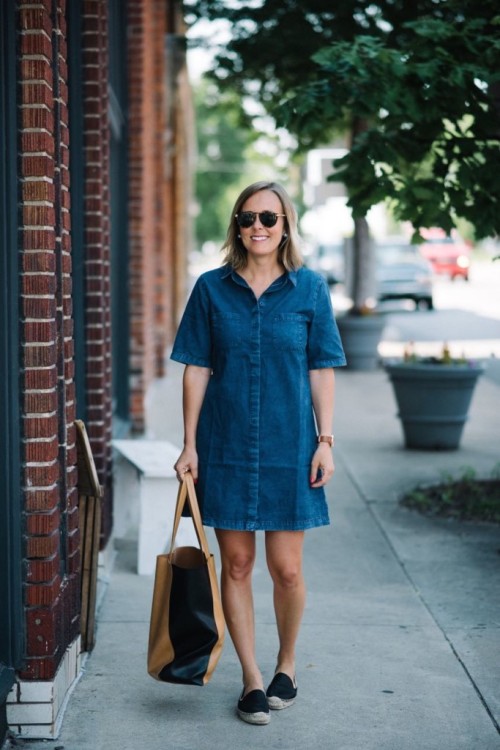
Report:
349,119,376,312
351,216,375,311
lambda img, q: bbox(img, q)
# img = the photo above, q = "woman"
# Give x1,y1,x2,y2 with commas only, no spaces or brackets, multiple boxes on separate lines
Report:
171,181,346,725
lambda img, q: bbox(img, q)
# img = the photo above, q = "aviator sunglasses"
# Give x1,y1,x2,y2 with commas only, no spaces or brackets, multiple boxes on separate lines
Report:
235,210,286,228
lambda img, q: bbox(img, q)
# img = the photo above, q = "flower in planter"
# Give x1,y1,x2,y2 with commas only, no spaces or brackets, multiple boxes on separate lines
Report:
400,341,481,368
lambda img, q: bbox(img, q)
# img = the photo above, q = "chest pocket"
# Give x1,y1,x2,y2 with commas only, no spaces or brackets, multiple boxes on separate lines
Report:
272,313,307,351
212,311,241,349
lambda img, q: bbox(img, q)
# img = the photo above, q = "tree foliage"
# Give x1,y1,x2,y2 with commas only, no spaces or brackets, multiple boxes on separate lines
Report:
193,80,290,244
186,0,500,239
194,80,254,244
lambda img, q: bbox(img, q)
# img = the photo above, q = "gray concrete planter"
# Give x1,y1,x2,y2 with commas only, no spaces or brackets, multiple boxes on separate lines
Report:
337,313,386,371
385,362,484,450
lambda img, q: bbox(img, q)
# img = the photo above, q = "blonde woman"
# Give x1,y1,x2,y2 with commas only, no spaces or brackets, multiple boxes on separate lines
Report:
172,181,346,725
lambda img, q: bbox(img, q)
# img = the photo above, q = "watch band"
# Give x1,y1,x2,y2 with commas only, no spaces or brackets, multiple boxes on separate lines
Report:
317,434,335,447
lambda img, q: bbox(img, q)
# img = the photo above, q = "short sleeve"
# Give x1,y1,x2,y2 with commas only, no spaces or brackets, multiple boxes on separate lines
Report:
307,276,346,369
170,277,213,368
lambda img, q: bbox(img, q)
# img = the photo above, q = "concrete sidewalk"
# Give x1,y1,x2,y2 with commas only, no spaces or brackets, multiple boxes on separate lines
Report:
18,360,500,750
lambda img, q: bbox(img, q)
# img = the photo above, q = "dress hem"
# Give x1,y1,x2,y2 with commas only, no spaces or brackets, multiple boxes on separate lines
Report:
202,516,330,532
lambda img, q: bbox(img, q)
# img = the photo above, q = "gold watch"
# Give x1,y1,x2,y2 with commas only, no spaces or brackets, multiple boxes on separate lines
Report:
317,434,335,447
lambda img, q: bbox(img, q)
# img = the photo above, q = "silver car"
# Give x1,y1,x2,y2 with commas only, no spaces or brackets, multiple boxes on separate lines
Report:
376,243,434,310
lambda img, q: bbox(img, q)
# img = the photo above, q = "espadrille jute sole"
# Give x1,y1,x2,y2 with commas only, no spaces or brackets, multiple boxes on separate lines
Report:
236,689,270,725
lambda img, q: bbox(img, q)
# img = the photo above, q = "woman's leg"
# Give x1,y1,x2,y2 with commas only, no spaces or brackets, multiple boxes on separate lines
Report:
215,529,263,693
265,531,306,679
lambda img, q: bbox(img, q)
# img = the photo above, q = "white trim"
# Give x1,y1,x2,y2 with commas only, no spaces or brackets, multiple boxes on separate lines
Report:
6,636,82,740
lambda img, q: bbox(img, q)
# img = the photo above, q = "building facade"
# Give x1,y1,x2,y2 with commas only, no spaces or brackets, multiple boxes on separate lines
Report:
0,0,192,741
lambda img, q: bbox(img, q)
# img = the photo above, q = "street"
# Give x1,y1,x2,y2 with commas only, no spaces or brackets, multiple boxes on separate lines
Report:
333,259,500,363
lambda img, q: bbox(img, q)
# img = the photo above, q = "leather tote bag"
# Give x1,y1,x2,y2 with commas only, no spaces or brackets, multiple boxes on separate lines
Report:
147,472,225,685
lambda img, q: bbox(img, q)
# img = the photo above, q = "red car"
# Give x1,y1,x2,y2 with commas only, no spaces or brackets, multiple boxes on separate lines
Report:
418,228,471,280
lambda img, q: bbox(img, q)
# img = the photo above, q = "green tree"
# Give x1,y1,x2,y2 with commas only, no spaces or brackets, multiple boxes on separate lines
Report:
194,80,253,245
185,0,500,310
194,79,291,246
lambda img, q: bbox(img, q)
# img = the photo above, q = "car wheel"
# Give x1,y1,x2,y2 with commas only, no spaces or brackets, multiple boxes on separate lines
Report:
416,298,434,311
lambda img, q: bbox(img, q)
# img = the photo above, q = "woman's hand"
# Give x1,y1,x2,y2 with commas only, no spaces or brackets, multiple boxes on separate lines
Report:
174,446,199,482
309,443,335,488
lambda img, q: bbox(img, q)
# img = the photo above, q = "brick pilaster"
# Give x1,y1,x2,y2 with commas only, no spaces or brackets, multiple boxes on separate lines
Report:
81,0,113,542
18,0,79,681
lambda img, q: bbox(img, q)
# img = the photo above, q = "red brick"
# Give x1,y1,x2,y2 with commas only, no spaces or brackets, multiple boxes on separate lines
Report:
26,508,61,536
66,465,78,489
25,462,59,488
21,252,56,273
25,575,62,607
21,274,57,297
67,529,80,557
23,414,58,440
22,204,56,227
25,486,59,512
19,656,59,681
21,154,55,178
67,548,81,576
24,435,59,463
23,319,57,344
20,107,54,132
22,180,56,202
21,82,53,107
19,32,52,58
66,487,79,512
26,533,59,559
21,228,55,250
22,342,57,368
26,556,61,586
26,606,58,645
65,400,76,423
20,57,53,83
24,366,57,391
21,296,56,318
19,8,53,35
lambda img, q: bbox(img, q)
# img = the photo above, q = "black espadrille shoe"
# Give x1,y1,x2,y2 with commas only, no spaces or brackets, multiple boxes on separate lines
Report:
266,672,297,710
237,689,271,725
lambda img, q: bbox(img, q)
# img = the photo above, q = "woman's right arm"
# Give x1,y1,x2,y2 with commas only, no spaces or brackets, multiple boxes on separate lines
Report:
173,364,211,481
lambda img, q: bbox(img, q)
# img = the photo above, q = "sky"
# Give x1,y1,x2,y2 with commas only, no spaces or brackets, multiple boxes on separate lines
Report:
185,18,230,81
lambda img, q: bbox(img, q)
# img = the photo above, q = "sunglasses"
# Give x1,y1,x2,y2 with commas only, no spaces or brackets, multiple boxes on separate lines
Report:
235,211,286,228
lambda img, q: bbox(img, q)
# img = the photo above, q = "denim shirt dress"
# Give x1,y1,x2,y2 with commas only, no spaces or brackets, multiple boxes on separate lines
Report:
170,264,346,531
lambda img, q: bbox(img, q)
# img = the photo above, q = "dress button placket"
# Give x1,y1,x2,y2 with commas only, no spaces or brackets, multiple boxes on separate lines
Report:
247,296,262,528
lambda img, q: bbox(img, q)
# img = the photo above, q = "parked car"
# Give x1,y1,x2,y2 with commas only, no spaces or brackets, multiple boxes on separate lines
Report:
376,243,434,310
418,228,471,280
305,242,345,285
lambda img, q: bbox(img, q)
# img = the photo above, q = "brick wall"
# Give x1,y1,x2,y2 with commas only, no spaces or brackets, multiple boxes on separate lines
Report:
81,0,113,541
18,0,79,680
127,0,189,432
14,0,191,692
127,0,160,432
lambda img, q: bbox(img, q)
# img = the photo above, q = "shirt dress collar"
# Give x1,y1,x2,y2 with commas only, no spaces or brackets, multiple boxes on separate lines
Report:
221,264,298,289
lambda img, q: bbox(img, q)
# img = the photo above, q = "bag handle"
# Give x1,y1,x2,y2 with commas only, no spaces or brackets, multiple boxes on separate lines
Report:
169,473,210,558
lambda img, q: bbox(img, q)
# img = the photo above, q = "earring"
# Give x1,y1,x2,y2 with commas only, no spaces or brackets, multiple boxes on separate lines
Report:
282,233,288,239
237,234,241,238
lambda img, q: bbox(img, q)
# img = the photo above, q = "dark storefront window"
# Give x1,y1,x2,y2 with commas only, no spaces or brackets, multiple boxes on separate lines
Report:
67,0,87,422
0,0,23,735
108,0,130,431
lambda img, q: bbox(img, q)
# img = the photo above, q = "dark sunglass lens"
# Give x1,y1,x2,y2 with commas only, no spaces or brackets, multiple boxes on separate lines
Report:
260,212,278,227
237,212,255,228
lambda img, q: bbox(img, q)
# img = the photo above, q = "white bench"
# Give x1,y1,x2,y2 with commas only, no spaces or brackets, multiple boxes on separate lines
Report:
112,440,198,575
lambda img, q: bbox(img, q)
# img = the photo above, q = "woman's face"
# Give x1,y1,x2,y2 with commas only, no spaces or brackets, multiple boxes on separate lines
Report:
238,189,286,262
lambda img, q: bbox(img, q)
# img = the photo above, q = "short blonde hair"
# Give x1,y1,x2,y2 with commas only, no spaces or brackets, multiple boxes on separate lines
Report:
221,181,304,272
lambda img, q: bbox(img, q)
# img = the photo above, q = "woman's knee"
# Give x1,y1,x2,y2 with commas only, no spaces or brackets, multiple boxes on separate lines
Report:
216,530,256,582
269,562,303,590
223,550,255,581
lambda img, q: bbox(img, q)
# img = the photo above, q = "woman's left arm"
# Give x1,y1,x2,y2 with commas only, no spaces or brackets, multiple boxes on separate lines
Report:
309,367,335,488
